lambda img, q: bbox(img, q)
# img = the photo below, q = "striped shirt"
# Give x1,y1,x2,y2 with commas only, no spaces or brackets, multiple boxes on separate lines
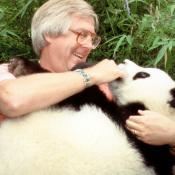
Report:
0,63,15,81
0,63,15,120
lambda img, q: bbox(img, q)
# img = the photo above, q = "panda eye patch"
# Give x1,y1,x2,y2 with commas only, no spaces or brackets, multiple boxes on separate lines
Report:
133,72,150,80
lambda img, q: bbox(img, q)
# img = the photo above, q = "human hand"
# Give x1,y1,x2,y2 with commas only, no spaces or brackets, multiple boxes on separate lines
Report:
126,110,175,146
85,59,125,85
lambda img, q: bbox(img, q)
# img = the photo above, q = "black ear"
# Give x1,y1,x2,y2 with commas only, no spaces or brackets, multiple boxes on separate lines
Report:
168,88,175,108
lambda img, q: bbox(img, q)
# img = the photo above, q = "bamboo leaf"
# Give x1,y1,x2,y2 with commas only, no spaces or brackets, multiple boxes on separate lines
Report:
0,29,19,38
126,35,133,46
154,45,168,65
11,0,34,21
129,0,148,5
148,40,168,51
0,8,4,21
170,5,175,16
102,35,121,46
167,40,173,52
20,0,34,18
113,35,126,57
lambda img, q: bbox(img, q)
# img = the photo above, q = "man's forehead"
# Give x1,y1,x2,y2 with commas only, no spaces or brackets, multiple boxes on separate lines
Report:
70,15,95,33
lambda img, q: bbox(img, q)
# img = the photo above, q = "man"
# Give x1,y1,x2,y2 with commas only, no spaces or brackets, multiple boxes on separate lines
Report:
0,0,123,118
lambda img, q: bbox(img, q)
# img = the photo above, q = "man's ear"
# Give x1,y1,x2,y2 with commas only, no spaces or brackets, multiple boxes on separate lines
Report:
169,88,175,108
44,34,53,43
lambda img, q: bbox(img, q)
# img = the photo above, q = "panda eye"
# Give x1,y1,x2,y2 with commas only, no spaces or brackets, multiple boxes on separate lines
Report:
133,72,150,80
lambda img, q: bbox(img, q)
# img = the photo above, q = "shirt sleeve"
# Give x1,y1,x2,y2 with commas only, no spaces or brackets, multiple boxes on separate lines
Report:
0,63,16,82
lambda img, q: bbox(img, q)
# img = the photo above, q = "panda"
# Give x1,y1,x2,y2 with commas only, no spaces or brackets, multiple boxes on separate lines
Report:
0,59,175,175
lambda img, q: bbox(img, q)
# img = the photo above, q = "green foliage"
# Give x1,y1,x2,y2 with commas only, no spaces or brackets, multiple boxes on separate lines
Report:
89,0,175,77
0,0,46,62
0,0,175,77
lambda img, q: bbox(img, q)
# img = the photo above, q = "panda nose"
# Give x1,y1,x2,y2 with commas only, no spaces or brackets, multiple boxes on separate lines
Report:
115,77,123,82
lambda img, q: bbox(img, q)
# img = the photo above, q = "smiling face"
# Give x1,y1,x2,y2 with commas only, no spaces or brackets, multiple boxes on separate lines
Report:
110,60,175,117
39,15,96,72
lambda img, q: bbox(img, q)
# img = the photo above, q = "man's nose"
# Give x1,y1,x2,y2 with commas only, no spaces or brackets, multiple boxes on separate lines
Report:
81,37,94,49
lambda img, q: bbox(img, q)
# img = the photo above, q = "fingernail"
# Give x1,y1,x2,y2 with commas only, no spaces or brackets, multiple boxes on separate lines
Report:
138,110,143,114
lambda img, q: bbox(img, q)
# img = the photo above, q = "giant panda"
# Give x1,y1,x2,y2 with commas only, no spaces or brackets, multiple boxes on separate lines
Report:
0,59,175,175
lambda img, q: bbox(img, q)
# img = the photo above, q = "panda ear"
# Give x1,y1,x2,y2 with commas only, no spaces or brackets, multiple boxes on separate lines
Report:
169,88,175,108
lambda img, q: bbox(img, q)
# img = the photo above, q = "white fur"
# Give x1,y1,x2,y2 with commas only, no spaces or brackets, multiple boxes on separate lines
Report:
0,105,155,175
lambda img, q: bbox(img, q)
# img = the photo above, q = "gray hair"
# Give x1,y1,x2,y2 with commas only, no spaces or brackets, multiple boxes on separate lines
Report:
31,0,99,55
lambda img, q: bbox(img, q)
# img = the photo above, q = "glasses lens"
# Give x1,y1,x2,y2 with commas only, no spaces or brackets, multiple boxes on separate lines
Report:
92,36,101,49
77,31,101,49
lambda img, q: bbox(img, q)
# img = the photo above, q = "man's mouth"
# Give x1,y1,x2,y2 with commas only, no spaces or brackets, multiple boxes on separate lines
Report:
73,53,85,59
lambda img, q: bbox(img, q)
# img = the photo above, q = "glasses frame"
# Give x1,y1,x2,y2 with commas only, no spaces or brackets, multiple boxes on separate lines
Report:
69,29,101,49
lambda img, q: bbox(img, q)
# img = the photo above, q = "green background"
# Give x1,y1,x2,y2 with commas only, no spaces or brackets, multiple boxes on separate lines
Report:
0,0,175,77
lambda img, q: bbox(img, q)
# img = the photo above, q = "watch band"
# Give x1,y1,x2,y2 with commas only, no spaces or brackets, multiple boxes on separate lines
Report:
75,69,91,88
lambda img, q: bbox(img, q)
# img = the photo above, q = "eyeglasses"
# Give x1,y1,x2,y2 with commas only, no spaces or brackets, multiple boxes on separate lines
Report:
69,29,101,49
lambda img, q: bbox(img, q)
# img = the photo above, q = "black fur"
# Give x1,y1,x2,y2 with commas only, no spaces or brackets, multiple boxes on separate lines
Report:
8,57,46,77
169,88,175,108
133,71,150,80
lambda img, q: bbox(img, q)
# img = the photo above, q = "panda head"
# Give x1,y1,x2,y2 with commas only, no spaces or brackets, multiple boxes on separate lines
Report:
110,59,175,118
